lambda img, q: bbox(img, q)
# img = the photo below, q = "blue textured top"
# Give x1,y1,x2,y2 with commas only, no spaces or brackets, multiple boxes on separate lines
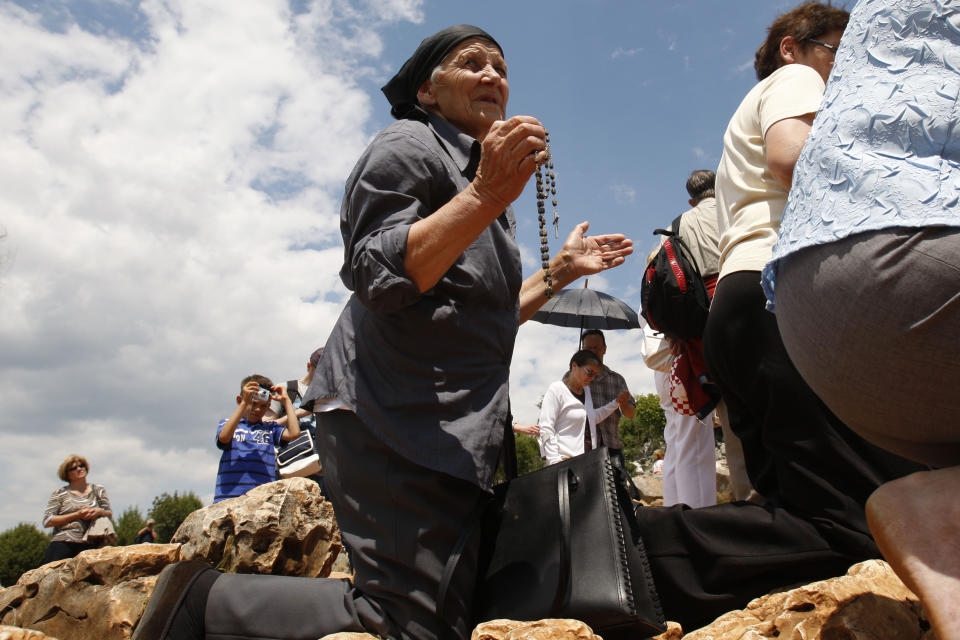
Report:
764,0,960,308
214,418,286,502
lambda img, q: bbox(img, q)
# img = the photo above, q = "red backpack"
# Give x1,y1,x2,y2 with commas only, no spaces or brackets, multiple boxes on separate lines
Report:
640,217,711,340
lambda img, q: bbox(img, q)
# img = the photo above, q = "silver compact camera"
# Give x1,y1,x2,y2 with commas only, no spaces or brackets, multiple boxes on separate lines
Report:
253,386,271,403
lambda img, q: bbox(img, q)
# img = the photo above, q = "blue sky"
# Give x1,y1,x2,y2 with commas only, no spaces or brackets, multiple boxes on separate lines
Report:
0,0,814,532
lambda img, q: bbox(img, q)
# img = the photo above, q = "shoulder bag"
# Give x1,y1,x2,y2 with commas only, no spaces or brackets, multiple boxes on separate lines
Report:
276,428,323,478
82,516,117,547
440,431,666,639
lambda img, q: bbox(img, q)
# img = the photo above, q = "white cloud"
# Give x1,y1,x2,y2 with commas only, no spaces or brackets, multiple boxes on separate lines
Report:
611,183,637,205
610,46,642,59
0,0,413,530
0,0,663,533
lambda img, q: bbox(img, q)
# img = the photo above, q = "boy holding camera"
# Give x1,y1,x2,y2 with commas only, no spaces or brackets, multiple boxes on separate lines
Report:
213,374,300,503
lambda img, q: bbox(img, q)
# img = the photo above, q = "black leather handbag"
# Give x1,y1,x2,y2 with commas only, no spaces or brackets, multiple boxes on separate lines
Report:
440,440,666,640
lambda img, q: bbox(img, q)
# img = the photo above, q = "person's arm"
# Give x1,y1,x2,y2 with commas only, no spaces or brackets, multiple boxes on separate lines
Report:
93,485,112,520
518,221,633,324
45,511,85,528
593,393,623,425
270,407,312,427
765,113,815,189
219,381,260,445
617,389,636,419
276,385,301,442
512,423,540,436
42,491,78,529
405,116,547,293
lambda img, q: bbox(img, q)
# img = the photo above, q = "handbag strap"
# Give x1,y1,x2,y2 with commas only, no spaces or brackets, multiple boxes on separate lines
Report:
437,465,577,625
436,493,486,625
436,415,536,624
552,467,575,613
502,413,518,481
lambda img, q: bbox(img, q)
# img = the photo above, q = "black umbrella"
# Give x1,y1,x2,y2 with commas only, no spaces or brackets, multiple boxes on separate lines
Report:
531,281,640,331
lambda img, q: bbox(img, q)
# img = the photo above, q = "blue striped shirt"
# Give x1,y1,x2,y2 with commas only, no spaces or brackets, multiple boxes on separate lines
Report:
214,418,285,502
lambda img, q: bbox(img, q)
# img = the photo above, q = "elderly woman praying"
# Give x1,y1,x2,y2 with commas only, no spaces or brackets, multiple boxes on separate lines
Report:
133,24,632,640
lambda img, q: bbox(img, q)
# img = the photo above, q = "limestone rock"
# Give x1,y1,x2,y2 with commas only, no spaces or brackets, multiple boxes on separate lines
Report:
683,559,930,639
634,474,663,501
714,468,734,504
653,621,684,639
0,479,343,638
0,544,180,640
0,627,60,640
173,477,341,577
472,619,600,640
328,571,353,581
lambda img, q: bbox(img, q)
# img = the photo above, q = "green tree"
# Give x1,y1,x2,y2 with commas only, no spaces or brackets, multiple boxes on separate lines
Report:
0,523,49,586
493,433,547,484
515,433,545,476
619,393,666,474
115,505,146,546
149,491,203,543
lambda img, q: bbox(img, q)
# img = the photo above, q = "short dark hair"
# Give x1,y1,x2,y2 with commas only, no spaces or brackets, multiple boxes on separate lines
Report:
754,2,849,80
241,374,273,392
580,329,606,347
569,349,602,371
686,170,716,204
309,348,324,367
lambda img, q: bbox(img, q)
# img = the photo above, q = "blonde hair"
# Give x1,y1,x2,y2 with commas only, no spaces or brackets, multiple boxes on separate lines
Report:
57,454,90,482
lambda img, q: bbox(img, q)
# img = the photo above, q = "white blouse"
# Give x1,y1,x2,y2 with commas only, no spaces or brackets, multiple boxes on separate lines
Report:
538,380,620,465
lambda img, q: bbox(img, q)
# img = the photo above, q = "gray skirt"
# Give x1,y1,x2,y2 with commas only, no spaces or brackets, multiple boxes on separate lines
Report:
775,226,960,468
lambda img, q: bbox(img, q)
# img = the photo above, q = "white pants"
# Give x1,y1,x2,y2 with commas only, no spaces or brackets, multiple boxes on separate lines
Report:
654,371,717,508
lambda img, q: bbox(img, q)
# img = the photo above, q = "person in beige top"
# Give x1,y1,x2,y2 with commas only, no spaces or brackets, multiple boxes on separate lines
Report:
659,1,924,628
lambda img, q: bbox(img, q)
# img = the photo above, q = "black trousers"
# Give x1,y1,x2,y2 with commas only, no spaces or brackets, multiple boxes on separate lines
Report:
635,271,922,630
44,540,93,563
205,410,485,640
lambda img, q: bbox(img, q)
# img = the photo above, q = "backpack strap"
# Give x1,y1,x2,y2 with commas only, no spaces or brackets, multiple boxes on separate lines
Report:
652,213,706,276
652,214,684,239
286,379,300,402
277,380,301,418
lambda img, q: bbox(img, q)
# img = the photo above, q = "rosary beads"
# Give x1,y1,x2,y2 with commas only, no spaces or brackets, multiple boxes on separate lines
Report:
535,131,558,299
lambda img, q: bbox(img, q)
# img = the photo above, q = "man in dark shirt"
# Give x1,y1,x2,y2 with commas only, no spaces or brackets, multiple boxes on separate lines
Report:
134,519,156,544
578,329,641,498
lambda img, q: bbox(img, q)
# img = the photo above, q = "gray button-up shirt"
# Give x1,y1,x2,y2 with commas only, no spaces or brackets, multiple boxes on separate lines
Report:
306,113,523,490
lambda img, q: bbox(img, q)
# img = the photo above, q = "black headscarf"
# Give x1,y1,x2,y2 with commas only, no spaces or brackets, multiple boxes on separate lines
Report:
381,24,503,121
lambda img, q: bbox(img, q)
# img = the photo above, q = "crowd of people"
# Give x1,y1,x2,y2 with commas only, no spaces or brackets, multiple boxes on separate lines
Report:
37,1,959,639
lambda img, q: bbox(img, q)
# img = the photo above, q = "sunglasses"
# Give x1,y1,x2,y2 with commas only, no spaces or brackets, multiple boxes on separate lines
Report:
804,38,839,53
582,367,600,378
68,463,87,472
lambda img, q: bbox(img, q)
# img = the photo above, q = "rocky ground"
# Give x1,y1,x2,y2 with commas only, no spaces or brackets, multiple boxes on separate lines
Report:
0,478,934,640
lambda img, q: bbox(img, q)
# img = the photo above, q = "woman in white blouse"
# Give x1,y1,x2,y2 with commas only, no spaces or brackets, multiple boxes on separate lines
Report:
538,349,632,465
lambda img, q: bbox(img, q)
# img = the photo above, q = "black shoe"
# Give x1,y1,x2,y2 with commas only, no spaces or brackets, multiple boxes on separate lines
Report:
132,560,214,640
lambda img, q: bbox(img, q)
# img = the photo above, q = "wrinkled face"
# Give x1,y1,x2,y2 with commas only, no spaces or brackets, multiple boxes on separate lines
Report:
417,38,508,141
581,334,607,363
793,29,844,83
